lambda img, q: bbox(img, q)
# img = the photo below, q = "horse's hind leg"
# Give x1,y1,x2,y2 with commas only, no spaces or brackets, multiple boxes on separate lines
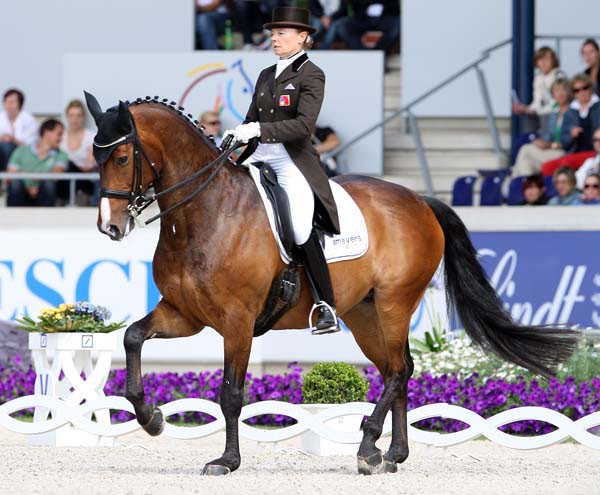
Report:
384,343,414,467
124,299,201,436
344,291,414,475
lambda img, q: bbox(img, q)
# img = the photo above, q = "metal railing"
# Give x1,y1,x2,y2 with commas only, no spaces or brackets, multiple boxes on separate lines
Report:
326,39,511,196
329,33,599,197
0,172,99,206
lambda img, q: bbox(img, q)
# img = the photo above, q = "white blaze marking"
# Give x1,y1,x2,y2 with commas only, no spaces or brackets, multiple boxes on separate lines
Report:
100,198,111,231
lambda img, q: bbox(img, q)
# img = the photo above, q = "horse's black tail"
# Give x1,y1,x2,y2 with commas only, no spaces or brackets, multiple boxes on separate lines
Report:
423,196,578,377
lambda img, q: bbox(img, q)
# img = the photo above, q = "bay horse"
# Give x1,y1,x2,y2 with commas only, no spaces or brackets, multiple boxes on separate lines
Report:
89,95,576,476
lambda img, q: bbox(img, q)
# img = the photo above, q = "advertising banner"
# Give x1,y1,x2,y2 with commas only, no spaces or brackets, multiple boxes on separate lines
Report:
1,224,596,365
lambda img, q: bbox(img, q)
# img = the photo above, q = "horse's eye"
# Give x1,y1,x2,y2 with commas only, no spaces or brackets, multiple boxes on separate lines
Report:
116,156,128,166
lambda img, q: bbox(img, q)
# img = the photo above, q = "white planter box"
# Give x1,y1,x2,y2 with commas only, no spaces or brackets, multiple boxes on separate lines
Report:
300,403,364,456
28,332,117,447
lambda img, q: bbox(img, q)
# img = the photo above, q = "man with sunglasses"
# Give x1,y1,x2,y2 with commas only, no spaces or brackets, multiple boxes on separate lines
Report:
580,173,600,204
542,74,600,177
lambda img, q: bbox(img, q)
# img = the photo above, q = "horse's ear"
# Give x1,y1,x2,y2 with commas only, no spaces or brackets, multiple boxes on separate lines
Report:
116,100,132,133
84,91,103,124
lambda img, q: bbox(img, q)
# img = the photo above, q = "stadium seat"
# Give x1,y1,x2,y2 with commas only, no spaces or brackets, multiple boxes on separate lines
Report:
451,175,476,206
507,176,526,205
544,176,558,199
480,175,504,206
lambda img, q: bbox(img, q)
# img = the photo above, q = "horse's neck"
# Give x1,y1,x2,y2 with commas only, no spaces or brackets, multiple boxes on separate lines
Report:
154,150,251,248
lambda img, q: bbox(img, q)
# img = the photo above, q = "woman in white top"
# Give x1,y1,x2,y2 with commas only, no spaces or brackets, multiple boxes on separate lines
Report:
575,127,600,189
513,47,565,117
57,99,96,203
0,88,37,171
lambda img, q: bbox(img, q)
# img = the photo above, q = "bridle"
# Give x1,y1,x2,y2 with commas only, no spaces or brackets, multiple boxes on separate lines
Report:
97,122,243,227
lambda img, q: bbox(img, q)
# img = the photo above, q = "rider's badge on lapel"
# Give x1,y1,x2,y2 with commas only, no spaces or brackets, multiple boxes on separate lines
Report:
279,95,291,107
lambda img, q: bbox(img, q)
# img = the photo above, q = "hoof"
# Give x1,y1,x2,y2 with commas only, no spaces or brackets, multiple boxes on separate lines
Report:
202,464,231,476
141,408,165,437
383,460,398,473
357,451,385,475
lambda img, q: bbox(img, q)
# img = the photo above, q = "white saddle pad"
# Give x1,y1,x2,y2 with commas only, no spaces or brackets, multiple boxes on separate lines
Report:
248,165,369,264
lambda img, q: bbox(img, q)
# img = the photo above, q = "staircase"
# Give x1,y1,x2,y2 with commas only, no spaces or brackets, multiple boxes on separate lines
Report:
381,55,511,201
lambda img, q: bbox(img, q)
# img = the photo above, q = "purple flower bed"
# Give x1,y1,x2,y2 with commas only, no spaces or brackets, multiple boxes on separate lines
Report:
1,358,598,435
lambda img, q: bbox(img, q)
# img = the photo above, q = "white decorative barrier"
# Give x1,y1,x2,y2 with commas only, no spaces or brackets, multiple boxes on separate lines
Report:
1,396,599,450
27,332,116,447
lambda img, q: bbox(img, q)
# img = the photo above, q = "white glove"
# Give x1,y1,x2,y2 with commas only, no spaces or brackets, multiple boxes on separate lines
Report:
233,122,261,143
222,129,234,143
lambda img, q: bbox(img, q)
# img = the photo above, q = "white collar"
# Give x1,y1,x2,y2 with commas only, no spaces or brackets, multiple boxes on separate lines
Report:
570,93,600,117
276,50,305,79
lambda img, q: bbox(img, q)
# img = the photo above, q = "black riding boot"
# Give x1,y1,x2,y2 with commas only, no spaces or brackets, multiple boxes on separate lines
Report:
297,230,340,335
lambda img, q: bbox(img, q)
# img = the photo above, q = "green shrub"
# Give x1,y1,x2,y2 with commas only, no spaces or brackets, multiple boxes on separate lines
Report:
302,362,367,404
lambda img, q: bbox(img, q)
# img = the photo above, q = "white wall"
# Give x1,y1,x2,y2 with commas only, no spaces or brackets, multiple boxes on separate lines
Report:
64,51,384,175
0,0,193,114
402,0,600,116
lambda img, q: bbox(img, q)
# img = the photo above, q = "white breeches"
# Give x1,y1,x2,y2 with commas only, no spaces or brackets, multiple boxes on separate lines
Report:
248,143,314,245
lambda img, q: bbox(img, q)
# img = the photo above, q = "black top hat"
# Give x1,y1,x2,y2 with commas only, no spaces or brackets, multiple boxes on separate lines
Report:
263,7,316,34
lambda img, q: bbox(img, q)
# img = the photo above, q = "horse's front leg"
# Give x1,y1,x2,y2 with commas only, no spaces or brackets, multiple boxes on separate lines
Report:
202,325,253,476
124,299,202,435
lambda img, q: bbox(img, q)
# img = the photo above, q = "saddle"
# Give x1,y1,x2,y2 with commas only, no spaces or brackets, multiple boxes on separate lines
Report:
251,161,295,255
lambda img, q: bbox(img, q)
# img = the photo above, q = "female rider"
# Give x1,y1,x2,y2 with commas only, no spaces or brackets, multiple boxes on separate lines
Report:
224,7,340,335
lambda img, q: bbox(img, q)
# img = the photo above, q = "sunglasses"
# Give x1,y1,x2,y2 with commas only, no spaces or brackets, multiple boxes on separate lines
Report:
573,85,591,93
205,120,220,126
584,183,600,189
593,138,600,143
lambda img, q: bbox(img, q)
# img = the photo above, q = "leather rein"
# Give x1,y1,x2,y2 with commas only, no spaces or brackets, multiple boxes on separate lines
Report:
98,131,242,227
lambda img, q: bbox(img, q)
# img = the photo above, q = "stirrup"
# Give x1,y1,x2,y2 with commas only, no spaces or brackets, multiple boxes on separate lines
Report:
308,301,340,335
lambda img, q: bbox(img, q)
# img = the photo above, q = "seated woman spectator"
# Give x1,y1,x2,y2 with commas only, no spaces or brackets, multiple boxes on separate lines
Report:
548,166,581,205
581,38,600,96
311,124,340,177
318,1,400,56
521,173,549,205
575,127,600,189
196,0,234,50
579,172,600,205
57,99,96,205
6,119,67,207
541,74,600,176
512,79,571,176
0,88,37,172
512,47,565,119
199,111,223,146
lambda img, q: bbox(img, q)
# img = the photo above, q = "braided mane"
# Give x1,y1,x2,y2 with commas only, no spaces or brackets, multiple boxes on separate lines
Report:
126,96,221,152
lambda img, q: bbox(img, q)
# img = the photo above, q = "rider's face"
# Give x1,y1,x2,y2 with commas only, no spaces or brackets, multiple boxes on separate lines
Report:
271,28,307,58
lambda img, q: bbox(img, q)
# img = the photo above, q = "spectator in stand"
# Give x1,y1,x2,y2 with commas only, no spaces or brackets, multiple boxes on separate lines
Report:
312,124,340,176
235,0,285,50
6,119,67,207
318,1,400,56
57,99,97,205
548,166,580,205
308,0,343,43
581,38,600,96
0,88,37,172
575,127,600,189
512,47,565,120
541,74,600,176
199,110,223,146
578,172,600,205
196,0,234,50
521,173,549,206
512,79,571,176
